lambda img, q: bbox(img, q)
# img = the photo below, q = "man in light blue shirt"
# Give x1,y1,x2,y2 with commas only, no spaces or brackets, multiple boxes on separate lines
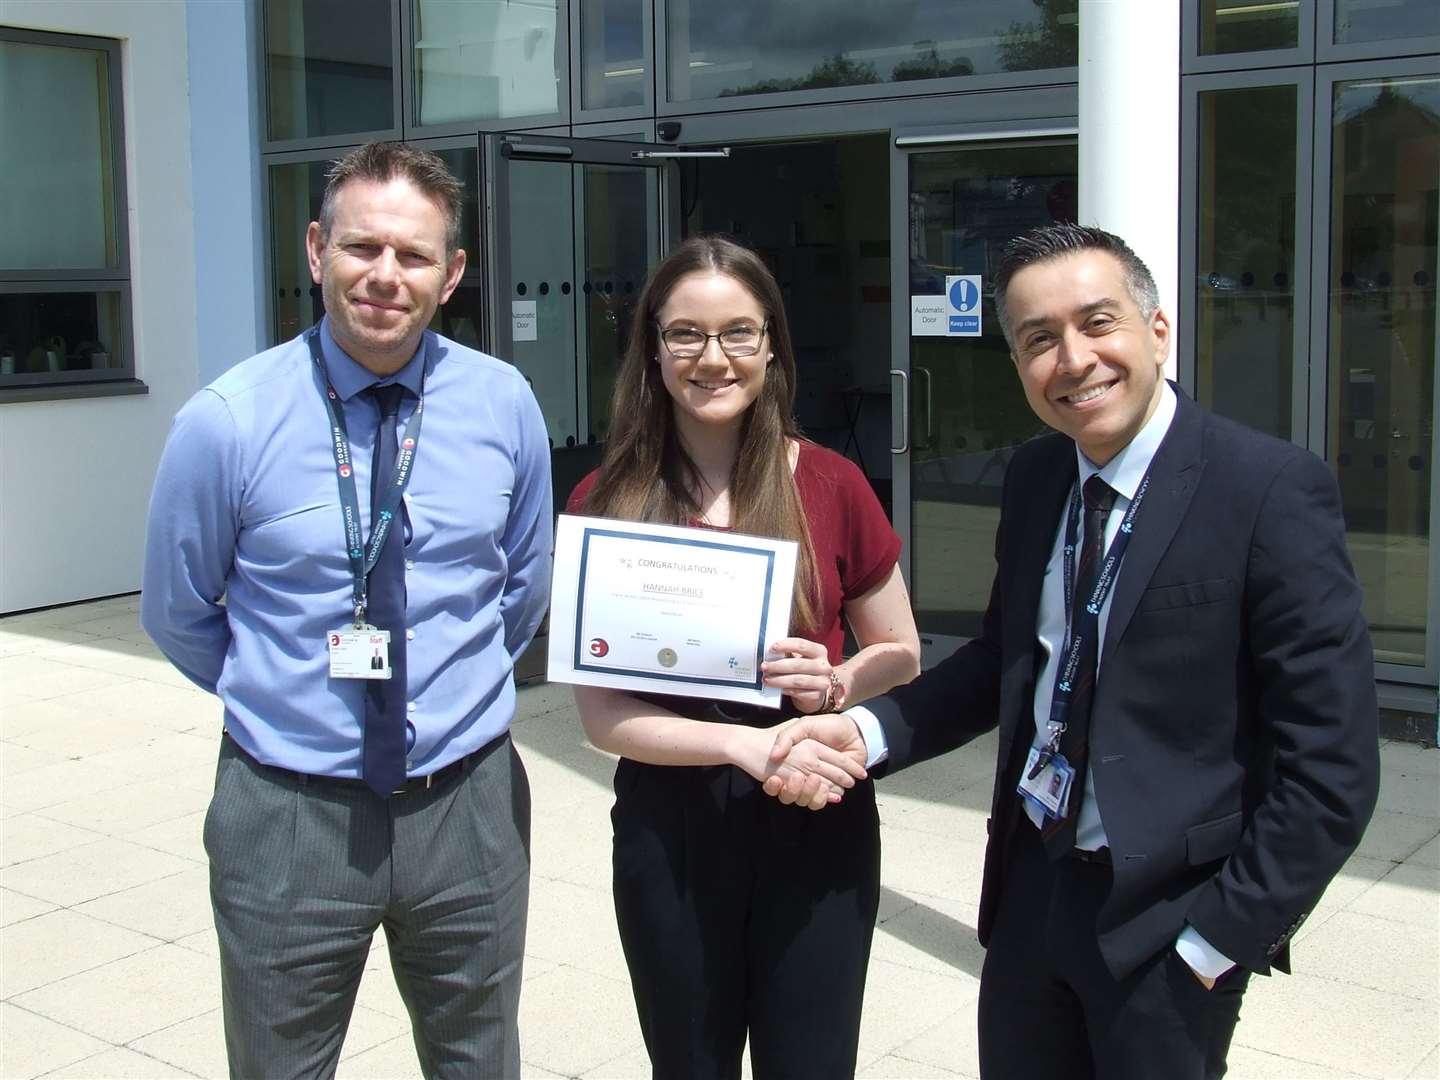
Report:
143,142,552,1079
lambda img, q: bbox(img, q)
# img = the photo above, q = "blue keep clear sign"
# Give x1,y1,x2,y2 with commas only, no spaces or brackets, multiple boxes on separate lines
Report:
946,275,982,336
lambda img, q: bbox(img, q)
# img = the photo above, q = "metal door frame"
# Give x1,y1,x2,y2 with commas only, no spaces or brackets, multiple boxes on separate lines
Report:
480,132,681,449
888,119,1078,662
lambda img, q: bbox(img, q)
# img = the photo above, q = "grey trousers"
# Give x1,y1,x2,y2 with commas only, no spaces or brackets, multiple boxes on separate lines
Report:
204,733,531,1080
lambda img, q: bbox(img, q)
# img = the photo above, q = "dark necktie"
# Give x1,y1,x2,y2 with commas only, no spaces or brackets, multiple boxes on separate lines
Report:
1043,474,1117,859
363,383,408,796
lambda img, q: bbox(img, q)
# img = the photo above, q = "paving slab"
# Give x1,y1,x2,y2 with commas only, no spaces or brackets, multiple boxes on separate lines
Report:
74,865,214,942
0,908,158,998
12,942,217,1044
0,888,55,928
0,1004,109,1079
0,836,194,908
1231,972,1437,1079
39,1046,198,1078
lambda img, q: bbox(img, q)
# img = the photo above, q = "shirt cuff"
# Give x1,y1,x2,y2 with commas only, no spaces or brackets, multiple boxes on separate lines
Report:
846,705,889,769
1174,924,1237,980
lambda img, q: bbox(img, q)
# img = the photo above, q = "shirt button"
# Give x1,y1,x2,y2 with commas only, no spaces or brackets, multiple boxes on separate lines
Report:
406,759,415,770
406,559,415,570
407,702,417,714
406,629,415,640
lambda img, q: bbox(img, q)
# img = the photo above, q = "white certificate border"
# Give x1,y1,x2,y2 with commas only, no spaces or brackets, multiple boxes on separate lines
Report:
547,514,796,707
574,526,774,691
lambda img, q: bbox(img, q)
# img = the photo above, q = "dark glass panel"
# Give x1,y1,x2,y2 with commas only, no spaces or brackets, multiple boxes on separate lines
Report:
667,0,1077,103
0,290,124,379
1326,74,1439,666
1199,0,1300,55
266,0,393,141
581,0,646,110
1195,84,1298,440
1335,1,1439,46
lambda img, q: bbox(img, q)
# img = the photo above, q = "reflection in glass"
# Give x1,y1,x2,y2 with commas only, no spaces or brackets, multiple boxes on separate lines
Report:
0,290,123,379
580,165,656,441
1199,0,1299,55
266,0,394,141
269,160,329,343
268,150,480,346
0,40,116,270
581,0,645,110
667,0,1076,102
1335,1,1439,46
1195,85,1297,440
504,159,578,446
909,144,1076,637
1326,75,1439,666
413,0,561,125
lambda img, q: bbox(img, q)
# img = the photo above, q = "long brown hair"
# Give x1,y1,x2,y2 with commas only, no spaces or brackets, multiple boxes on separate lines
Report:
582,236,819,632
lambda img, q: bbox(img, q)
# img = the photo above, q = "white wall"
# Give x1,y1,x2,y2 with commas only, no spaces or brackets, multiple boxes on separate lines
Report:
0,1,199,612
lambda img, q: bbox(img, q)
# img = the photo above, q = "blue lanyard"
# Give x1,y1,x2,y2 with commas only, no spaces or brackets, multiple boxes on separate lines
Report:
307,329,427,626
1043,471,1151,747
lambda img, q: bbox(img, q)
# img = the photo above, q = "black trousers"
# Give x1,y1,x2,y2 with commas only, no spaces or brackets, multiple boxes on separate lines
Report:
978,817,1250,1080
610,757,881,1080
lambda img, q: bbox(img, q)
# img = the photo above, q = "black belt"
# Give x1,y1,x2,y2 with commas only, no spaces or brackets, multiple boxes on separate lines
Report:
224,729,503,797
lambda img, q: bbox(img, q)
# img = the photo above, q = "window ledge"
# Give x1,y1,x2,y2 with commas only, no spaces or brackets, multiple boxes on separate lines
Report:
0,379,149,405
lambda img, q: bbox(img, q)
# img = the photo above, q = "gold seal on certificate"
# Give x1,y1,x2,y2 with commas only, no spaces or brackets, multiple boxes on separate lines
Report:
547,515,798,708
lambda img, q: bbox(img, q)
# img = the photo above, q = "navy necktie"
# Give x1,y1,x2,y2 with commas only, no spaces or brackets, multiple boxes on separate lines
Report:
363,383,408,796
1043,474,1116,859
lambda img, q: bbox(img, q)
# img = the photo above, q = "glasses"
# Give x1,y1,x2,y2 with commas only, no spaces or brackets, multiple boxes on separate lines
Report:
656,320,769,359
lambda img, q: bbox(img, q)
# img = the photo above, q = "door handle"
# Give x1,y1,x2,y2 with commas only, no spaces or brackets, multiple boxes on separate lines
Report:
890,369,909,455
916,365,934,451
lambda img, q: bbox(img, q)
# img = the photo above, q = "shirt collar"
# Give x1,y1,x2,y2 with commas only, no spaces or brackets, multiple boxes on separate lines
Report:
318,316,428,402
1075,381,1177,500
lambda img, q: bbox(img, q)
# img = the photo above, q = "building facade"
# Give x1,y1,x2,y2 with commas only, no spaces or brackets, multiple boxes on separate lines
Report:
2,1,1437,733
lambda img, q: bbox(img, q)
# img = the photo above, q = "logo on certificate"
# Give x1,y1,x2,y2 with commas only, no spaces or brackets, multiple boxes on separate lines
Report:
588,638,609,657
657,648,678,668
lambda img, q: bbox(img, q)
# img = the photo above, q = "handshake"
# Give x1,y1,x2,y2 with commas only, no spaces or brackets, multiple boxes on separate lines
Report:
735,712,871,810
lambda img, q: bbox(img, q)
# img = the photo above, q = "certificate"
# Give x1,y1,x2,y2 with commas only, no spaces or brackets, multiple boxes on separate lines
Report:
547,514,798,707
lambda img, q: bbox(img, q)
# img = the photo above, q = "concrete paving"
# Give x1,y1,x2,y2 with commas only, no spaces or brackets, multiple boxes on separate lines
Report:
1,594,1437,1079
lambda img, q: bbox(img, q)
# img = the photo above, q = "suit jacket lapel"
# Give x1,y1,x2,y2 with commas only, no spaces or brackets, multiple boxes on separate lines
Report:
1101,388,1206,659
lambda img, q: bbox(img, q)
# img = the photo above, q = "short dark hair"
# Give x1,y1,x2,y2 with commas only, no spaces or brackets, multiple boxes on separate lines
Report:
993,224,1159,346
317,142,463,255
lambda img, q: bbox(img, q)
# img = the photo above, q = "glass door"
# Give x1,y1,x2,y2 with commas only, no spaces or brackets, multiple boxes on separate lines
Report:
482,133,678,464
890,133,1079,662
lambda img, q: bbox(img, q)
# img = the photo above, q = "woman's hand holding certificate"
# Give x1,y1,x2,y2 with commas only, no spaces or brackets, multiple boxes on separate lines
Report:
548,514,799,707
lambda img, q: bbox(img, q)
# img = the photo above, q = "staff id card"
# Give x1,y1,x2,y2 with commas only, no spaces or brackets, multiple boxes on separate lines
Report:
329,628,392,680
1018,745,1075,820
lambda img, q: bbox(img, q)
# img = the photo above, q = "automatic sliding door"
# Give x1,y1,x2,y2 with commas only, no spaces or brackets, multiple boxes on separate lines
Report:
897,139,1077,658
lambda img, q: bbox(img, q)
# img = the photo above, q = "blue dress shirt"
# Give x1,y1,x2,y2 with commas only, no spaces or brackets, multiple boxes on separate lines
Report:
142,319,554,778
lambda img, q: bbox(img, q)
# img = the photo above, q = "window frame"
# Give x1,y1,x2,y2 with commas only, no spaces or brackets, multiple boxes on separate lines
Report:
1179,65,1316,447
0,27,138,401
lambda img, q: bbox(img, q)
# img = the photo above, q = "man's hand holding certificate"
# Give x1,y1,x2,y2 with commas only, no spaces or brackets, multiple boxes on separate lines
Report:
548,514,798,707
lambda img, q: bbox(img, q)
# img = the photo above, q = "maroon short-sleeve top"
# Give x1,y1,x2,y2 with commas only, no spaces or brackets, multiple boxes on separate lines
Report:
566,441,900,665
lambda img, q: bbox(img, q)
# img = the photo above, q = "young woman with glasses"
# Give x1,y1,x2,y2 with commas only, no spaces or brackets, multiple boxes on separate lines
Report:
568,235,921,1079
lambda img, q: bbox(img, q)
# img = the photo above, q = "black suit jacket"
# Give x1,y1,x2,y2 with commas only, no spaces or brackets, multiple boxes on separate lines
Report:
867,389,1380,979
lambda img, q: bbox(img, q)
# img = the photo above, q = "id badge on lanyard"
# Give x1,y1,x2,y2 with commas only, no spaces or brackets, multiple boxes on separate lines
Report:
1015,473,1150,820
307,328,426,680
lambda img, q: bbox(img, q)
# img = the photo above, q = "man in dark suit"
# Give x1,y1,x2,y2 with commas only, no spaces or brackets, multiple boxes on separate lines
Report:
767,224,1380,1079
